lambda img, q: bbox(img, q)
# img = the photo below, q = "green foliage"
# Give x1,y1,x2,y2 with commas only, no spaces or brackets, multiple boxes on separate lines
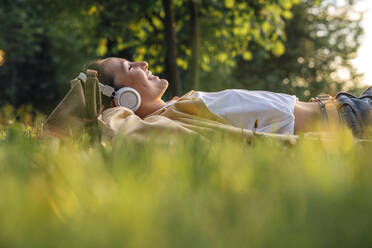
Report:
1,115,372,247
195,0,299,70
0,0,365,109
231,0,364,100
0,0,98,112
84,0,305,92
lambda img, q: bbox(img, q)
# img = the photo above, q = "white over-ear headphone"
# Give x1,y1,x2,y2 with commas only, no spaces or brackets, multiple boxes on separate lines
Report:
79,72,141,112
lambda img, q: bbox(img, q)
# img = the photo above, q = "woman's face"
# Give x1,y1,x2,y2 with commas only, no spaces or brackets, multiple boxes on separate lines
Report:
103,57,168,102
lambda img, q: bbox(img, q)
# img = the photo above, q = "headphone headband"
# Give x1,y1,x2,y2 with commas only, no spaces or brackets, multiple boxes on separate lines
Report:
99,82,115,98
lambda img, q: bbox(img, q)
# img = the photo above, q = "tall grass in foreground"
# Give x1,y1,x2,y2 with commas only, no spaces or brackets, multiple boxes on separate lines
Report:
1,111,372,247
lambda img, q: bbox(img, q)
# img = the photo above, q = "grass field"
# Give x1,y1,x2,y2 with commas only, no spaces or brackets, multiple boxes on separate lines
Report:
1,105,372,248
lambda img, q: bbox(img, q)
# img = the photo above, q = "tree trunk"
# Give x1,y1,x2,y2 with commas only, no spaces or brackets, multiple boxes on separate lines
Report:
162,0,181,96
10,61,17,106
6,3,17,106
188,0,200,90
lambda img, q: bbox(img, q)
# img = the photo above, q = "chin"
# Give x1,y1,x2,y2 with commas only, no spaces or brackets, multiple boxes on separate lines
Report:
160,79,169,89
158,79,169,96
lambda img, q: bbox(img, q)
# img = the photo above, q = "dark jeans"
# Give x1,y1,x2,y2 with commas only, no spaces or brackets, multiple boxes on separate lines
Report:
336,86,372,138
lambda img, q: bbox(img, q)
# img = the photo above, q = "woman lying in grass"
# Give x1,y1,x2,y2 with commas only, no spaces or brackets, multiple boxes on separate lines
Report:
87,57,372,138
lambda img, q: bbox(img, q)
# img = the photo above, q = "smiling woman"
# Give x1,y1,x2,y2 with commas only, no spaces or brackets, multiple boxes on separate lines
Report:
87,57,169,118
86,57,372,138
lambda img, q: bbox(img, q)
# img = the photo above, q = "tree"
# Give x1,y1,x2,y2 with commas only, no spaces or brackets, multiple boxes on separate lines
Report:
177,0,305,91
188,0,200,90
87,0,304,95
2,0,340,111
0,0,98,112
231,0,364,99
163,0,182,96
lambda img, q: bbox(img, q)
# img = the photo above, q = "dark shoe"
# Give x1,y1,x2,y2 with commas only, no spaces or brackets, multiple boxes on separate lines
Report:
336,86,372,138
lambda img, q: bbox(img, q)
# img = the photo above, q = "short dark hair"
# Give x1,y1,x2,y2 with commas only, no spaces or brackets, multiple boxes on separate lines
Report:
85,59,114,87
85,59,114,108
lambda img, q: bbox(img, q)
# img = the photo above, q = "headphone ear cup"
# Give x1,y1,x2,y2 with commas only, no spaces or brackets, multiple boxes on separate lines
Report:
114,87,141,112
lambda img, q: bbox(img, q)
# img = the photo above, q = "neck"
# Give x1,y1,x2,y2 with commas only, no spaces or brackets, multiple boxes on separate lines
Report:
135,99,166,118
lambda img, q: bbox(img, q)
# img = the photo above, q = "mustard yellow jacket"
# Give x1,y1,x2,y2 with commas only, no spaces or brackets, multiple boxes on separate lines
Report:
98,91,297,143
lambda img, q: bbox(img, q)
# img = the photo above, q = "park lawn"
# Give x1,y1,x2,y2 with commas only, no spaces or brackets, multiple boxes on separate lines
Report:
0,118,372,248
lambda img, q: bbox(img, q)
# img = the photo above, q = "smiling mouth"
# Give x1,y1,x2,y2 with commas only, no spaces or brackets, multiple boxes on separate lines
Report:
148,73,159,80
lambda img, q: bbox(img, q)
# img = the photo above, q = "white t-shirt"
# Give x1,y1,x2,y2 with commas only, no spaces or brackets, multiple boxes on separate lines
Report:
190,89,297,134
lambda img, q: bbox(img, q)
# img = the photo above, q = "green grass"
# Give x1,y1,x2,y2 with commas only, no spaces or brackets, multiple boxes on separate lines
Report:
1,107,372,247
